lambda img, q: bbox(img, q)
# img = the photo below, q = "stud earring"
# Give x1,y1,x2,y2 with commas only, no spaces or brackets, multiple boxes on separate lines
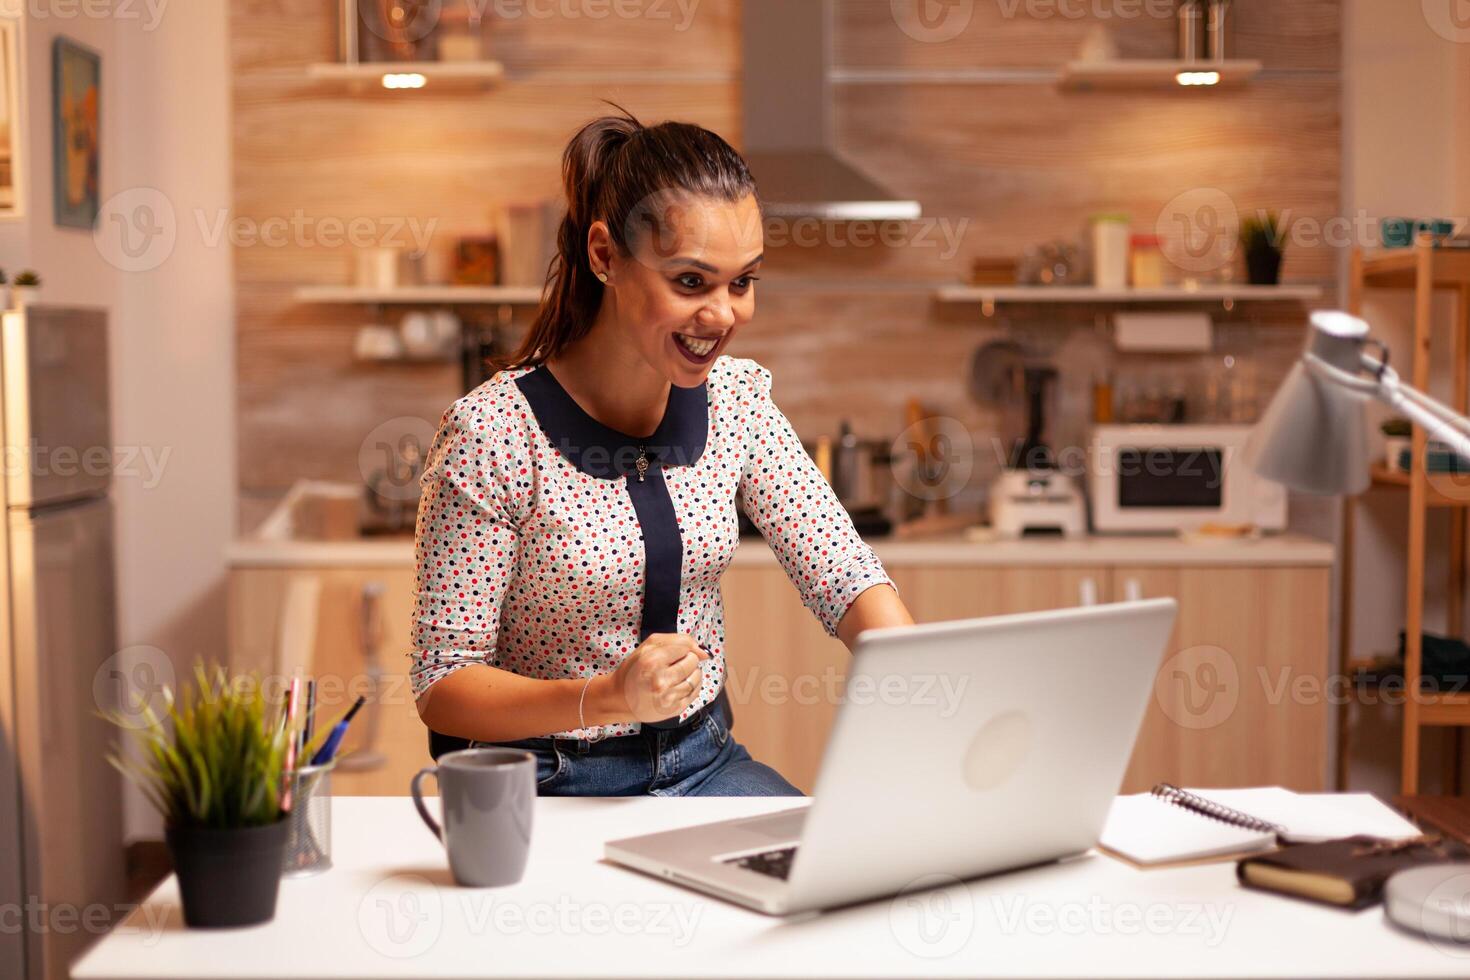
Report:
597,272,609,284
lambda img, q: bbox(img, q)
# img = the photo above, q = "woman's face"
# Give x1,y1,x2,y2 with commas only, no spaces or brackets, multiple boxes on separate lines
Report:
592,192,763,388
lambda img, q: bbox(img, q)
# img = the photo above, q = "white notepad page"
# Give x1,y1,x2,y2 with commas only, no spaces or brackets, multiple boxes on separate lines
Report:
1098,787,1423,866
1099,793,1275,865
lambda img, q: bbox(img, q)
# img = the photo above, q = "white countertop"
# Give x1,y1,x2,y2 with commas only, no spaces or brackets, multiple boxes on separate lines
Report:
227,531,1334,570
72,794,1460,979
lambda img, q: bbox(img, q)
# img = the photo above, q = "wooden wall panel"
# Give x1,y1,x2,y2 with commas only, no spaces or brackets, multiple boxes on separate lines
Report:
232,0,1341,520
824,77,1341,281
834,0,1341,72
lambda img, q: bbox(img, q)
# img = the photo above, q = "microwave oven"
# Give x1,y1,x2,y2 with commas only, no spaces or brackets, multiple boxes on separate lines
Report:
1088,425,1287,534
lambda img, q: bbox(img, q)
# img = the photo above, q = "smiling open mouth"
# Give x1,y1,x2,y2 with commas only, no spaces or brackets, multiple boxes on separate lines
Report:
674,333,722,360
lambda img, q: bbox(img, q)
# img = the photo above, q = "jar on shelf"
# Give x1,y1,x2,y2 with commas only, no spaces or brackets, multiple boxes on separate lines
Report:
1090,213,1131,291
1129,234,1165,288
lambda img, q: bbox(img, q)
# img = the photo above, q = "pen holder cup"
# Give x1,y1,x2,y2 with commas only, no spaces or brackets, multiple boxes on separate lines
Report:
283,760,336,878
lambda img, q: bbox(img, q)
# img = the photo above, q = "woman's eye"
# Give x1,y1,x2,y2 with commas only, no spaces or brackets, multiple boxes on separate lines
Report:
733,275,760,292
675,274,703,289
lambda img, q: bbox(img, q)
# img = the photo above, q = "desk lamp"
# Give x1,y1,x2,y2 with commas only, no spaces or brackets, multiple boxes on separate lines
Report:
1248,310,1470,945
1246,311,1470,493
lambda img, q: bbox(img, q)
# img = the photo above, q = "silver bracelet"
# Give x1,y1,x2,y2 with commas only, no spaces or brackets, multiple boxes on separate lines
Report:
578,674,596,736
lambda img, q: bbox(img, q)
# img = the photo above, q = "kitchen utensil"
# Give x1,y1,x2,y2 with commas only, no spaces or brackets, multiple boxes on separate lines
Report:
831,420,895,517
967,337,1031,471
400,311,460,359
497,201,559,288
1019,240,1082,286
989,469,1086,538
353,323,403,361
1014,366,1058,471
411,748,536,888
901,399,949,519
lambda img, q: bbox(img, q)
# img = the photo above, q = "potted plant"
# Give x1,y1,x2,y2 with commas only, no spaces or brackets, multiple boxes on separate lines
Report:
103,663,291,928
11,269,40,307
1382,417,1413,473
1239,212,1285,285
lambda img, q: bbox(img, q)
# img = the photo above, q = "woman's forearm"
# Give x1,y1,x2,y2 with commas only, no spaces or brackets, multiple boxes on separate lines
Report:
416,663,632,743
835,583,915,651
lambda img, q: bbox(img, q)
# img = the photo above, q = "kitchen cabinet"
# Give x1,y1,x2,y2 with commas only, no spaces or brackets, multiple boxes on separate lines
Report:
229,566,424,797
1114,566,1330,793
725,563,1330,794
227,536,1332,799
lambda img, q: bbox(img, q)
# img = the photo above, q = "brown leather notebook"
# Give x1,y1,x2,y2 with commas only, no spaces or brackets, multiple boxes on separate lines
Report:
1237,835,1468,910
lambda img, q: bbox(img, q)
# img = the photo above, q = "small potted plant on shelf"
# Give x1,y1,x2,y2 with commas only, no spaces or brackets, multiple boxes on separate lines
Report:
103,663,291,928
11,269,41,308
1382,417,1413,473
1239,212,1285,285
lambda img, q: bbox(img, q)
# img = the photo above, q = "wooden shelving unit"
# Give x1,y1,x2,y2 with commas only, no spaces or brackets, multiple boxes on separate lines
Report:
1058,59,1262,92
1338,237,1470,801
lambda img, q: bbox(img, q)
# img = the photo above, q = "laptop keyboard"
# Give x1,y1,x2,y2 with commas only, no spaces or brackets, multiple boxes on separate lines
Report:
725,846,797,880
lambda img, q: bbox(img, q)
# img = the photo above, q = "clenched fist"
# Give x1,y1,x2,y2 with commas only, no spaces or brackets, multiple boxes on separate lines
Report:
605,632,710,724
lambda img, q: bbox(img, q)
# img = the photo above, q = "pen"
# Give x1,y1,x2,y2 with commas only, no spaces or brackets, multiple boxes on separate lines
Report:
300,678,317,760
309,694,367,766
281,677,302,811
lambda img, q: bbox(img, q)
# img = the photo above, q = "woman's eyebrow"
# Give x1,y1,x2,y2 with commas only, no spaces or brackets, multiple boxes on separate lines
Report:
664,254,765,274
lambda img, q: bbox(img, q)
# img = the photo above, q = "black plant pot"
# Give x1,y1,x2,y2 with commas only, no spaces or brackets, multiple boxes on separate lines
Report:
166,818,288,928
1245,246,1283,285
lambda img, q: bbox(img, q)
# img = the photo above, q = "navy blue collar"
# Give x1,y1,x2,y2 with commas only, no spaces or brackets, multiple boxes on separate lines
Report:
514,365,709,480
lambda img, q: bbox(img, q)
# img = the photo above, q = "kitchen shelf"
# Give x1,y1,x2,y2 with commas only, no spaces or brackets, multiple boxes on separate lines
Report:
936,283,1322,315
1359,247,1470,290
294,285,542,305
1058,59,1262,91
1368,464,1470,507
304,61,505,92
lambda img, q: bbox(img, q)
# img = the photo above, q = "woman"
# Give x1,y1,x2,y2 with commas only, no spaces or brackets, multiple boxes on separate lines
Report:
411,110,915,796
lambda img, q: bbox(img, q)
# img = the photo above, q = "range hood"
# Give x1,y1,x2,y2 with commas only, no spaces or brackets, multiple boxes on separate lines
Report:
741,0,921,221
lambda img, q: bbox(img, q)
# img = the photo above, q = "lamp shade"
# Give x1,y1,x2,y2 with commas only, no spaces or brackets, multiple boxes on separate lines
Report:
1245,312,1375,496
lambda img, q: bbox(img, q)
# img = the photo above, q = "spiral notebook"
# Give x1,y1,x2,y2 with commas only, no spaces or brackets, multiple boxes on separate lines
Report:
1098,784,1422,867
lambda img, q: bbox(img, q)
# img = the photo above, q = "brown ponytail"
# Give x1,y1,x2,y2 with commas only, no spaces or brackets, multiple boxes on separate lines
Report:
489,107,757,373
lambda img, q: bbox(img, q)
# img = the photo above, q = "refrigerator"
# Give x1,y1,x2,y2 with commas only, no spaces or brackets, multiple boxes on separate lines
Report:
0,306,124,980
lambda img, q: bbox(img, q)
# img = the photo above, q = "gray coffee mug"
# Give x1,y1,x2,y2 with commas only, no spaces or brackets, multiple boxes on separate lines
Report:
411,748,535,887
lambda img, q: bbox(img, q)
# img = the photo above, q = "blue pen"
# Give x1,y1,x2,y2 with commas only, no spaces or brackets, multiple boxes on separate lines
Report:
310,695,367,766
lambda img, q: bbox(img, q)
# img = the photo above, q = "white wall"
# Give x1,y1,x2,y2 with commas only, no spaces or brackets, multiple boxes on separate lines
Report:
1339,0,1470,796
0,4,234,842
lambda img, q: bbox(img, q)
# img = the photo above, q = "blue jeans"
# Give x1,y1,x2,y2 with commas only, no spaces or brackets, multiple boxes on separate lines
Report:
473,696,804,797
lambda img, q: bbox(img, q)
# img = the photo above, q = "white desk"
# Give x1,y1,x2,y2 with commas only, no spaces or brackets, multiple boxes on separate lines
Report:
72,795,1469,978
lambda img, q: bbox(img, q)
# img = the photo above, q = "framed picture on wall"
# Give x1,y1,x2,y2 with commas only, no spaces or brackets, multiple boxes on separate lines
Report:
53,36,99,229
0,19,24,218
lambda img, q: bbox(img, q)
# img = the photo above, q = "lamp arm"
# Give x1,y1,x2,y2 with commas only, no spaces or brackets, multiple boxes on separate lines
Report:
1393,383,1470,440
1374,368,1470,465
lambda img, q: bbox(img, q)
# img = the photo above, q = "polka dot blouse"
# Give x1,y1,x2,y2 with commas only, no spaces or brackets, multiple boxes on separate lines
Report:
409,354,897,740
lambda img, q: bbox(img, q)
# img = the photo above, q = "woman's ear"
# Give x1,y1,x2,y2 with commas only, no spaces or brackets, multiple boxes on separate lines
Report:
586,220,615,284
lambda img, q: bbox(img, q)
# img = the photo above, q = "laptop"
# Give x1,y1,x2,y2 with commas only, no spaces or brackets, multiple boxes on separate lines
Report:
604,598,1179,915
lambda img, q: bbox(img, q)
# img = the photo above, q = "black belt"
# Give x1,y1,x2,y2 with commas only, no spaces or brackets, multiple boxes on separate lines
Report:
642,686,727,731
535,686,728,753
427,686,729,761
